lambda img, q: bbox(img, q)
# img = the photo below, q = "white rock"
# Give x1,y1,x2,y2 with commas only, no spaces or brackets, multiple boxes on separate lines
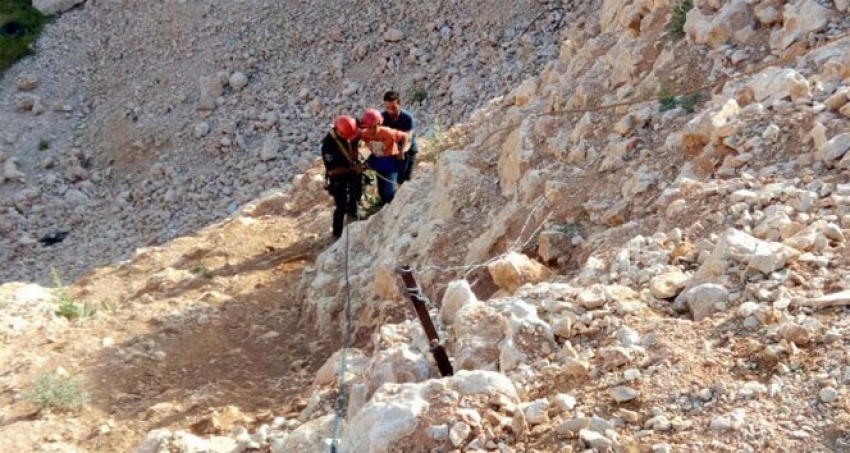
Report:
523,399,550,425
684,0,754,48
552,394,577,412
577,284,607,309
825,88,850,112
579,429,613,450
498,300,557,371
487,252,551,293
710,409,745,431
426,425,449,441
135,429,172,453
198,76,224,111
16,74,39,91
749,68,810,103
616,326,640,346
272,415,334,452
3,158,26,184
261,134,281,161
770,0,830,50
653,444,672,453
610,386,639,403
313,348,369,387
538,230,571,262
624,369,641,381
384,28,406,42
649,269,689,299
818,133,850,163
690,229,799,286
820,387,839,403
229,72,249,90
194,122,211,138
823,224,845,243
680,283,729,321
33,0,84,15
452,303,505,371
563,357,590,378
449,422,471,447
754,3,781,25
779,322,812,345
440,279,477,325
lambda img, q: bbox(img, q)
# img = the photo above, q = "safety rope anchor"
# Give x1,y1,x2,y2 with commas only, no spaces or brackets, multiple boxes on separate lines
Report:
397,265,454,377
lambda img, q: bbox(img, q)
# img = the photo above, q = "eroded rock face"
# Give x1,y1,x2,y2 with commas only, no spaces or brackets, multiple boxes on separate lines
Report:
769,0,831,50
684,0,755,48
339,371,521,453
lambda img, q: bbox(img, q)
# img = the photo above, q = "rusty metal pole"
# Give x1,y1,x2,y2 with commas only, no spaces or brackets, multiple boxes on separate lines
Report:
398,265,454,377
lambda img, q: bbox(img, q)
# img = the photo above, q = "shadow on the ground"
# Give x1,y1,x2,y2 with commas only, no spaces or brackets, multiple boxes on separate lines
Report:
83,232,333,432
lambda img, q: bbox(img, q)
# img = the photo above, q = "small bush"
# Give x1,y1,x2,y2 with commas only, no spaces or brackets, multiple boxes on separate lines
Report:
669,0,693,38
409,88,428,104
0,0,48,73
23,373,89,412
657,84,678,112
38,139,49,150
52,268,96,320
191,265,214,279
657,83,703,114
679,91,703,114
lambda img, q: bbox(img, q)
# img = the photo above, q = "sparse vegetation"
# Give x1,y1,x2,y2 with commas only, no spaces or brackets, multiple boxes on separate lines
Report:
555,220,584,238
191,264,214,279
678,91,703,114
658,84,678,112
657,83,703,114
52,268,97,320
409,87,428,104
23,372,89,412
669,0,693,39
0,0,48,73
38,139,49,150
100,300,116,313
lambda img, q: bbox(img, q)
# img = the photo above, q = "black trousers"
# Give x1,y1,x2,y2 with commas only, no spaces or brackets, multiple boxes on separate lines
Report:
398,152,417,184
329,177,362,238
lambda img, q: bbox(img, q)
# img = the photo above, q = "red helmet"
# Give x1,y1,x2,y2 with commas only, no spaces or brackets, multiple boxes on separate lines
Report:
360,109,383,128
334,115,358,140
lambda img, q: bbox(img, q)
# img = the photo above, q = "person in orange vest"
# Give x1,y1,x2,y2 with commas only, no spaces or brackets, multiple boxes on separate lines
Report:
322,115,364,241
359,108,410,205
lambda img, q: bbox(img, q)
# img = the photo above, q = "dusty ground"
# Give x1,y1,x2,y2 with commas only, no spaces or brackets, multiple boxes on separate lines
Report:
0,191,337,452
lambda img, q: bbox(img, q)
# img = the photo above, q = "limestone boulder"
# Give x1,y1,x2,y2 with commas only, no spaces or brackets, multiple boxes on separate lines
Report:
487,252,552,294
770,0,831,50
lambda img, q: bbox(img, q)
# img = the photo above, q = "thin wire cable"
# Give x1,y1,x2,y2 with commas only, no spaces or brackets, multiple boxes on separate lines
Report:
329,185,356,453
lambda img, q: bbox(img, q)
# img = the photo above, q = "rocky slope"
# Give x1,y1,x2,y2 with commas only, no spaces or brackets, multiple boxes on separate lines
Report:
3,0,850,452
259,0,850,451
0,0,575,284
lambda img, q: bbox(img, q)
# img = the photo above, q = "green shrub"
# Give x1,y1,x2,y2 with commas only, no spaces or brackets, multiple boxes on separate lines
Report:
191,265,214,279
38,139,49,151
669,0,693,39
52,268,96,320
658,84,678,112
23,373,89,411
0,0,48,73
658,83,703,114
409,88,428,104
679,91,703,114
